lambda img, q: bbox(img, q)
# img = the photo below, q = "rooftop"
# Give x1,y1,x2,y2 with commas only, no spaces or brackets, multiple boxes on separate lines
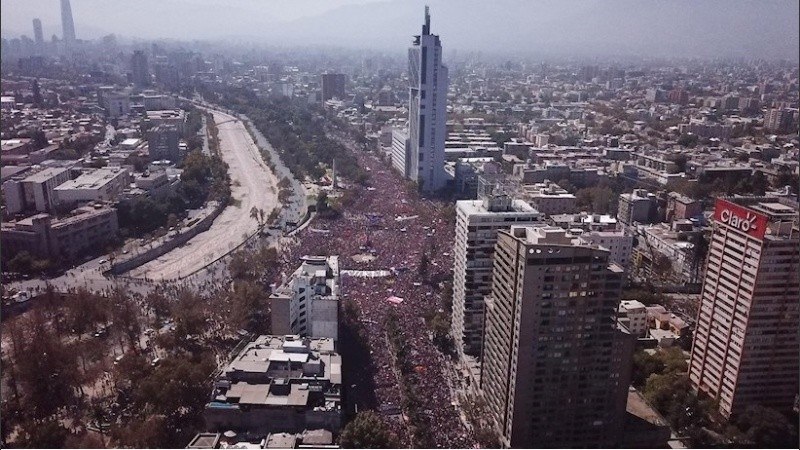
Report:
22,167,68,183
54,167,126,191
457,198,539,216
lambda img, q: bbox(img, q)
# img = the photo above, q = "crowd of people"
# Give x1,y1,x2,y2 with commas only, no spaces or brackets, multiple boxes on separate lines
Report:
267,151,475,448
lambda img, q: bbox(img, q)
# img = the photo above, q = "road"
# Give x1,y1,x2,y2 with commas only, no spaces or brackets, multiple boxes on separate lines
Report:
129,109,280,281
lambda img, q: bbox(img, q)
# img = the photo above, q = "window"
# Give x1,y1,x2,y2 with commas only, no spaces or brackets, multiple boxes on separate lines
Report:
418,115,426,146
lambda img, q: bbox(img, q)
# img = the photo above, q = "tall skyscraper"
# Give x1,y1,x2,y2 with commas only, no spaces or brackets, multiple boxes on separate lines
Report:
481,225,632,448
60,0,76,44
321,73,346,102
689,197,799,418
452,179,544,359
131,50,150,87
32,19,44,46
407,6,449,193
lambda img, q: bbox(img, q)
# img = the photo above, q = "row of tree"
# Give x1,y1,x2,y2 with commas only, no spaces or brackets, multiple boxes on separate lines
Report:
195,83,367,185
631,348,798,447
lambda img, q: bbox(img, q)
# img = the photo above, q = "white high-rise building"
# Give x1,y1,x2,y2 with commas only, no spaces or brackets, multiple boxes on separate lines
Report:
391,128,410,176
270,256,340,341
407,7,449,193
452,179,544,358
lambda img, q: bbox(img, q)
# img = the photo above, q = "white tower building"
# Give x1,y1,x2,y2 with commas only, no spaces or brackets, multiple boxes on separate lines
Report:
407,6,449,193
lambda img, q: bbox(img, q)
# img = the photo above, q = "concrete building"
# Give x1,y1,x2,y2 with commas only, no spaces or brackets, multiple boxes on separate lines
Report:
1,205,119,262
452,182,543,358
131,50,150,87
204,335,342,435
32,19,43,46
270,256,340,342
480,225,633,448
106,92,131,118
633,222,700,285
549,212,619,233
407,7,449,193
578,230,633,270
145,109,186,134
147,124,181,163
0,96,15,110
764,108,795,133
618,189,657,228
689,197,799,418
132,169,172,199
666,191,701,222
321,73,346,102
618,300,648,338
2,167,70,214
390,128,410,177
521,181,578,216
53,167,131,204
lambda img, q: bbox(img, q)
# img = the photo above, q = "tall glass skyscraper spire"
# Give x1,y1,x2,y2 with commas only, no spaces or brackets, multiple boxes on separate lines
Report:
61,0,76,44
407,6,448,193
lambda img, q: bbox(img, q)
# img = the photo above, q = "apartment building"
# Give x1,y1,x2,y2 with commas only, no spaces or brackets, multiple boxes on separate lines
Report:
54,167,131,204
452,185,544,358
204,335,342,435
2,167,70,214
689,197,799,418
270,256,340,342
480,225,633,448
1,205,119,262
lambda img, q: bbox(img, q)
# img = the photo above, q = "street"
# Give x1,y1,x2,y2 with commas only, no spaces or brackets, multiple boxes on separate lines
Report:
128,109,280,281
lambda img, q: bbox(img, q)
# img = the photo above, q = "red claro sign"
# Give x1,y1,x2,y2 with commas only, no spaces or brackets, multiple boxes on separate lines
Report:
714,199,768,239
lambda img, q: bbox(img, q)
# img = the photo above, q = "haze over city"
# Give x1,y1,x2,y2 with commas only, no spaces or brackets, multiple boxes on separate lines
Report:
1,0,799,449
2,0,799,59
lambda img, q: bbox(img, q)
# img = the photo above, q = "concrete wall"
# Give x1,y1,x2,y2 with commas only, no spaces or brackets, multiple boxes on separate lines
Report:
108,199,226,275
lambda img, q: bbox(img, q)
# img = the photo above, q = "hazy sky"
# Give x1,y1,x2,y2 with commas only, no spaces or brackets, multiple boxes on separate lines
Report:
2,0,798,60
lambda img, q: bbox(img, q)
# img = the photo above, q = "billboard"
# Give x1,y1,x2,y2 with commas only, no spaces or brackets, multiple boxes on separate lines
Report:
713,198,768,239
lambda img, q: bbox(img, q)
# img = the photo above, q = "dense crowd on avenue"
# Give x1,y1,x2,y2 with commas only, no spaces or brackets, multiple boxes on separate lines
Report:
267,150,474,448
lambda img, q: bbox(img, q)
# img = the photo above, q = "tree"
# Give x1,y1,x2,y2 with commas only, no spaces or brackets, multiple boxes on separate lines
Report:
15,419,71,448
677,133,698,148
668,154,688,173
340,411,398,448
418,252,429,278
631,350,665,388
731,405,799,448
111,415,171,448
316,191,329,212
30,129,48,149
14,310,81,419
230,280,268,333
250,206,266,228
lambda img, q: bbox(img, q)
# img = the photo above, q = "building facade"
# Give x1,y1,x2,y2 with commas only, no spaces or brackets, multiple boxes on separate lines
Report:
321,73,346,102
618,189,658,228
270,256,340,342
204,335,341,435
148,124,181,163
53,167,131,204
60,0,76,45
407,7,449,193
452,185,543,358
132,50,150,87
2,167,71,214
689,197,799,418
1,206,119,262
390,128,410,177
481,225,633,448
578,230,634,271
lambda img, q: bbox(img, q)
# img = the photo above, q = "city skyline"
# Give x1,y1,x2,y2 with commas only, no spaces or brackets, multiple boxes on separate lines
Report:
1,0,798,60
0,0,798,449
